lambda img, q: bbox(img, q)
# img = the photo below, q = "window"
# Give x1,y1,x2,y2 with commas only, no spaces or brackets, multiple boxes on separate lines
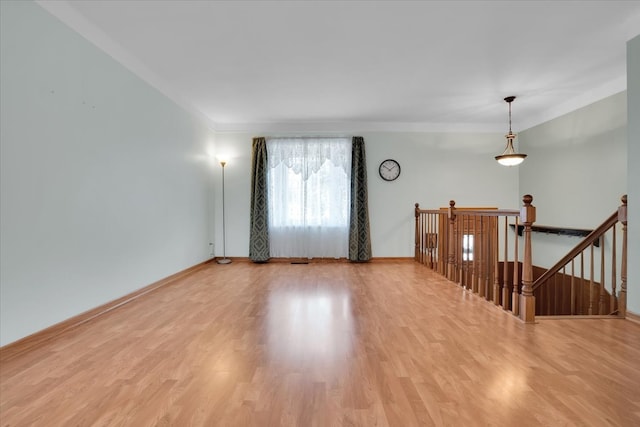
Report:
462,234,474,261
267,137,351,258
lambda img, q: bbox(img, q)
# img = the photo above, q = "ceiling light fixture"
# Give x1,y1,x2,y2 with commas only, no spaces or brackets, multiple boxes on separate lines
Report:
495,96,527,166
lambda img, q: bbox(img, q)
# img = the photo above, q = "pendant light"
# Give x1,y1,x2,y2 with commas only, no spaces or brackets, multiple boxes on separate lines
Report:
495,96,527,166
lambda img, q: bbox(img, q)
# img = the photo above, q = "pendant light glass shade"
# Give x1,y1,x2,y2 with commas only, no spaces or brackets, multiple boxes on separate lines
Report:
496,132,527,166
495,96,527,166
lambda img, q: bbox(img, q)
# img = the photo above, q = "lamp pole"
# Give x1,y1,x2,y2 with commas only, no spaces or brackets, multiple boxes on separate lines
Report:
217,161,231,264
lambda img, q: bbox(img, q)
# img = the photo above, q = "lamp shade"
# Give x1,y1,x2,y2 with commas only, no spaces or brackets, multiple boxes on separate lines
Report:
495,132,527,166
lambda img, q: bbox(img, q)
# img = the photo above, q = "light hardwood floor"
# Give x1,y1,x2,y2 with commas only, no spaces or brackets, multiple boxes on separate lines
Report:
1,261,639,426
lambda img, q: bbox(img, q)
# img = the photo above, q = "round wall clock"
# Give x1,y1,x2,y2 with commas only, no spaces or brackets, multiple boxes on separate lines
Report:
379,159,401,181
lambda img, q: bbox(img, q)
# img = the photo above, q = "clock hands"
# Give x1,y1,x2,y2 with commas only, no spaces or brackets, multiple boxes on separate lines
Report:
379,160,400,181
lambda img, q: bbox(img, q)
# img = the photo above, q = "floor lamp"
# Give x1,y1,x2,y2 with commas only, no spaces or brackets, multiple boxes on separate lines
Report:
217,160,231,264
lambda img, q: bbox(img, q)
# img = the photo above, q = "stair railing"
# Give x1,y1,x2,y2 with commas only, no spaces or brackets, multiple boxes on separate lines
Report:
415,195,537,322
531,195,627,317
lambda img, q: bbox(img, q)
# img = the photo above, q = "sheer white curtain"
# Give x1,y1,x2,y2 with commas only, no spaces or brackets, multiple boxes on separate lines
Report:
267,137,351,258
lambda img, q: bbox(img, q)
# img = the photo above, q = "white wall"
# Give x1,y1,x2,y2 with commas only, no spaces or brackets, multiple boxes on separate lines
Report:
518,92,628,268
627,35,640,315
214,131,520,258
0,1,215,346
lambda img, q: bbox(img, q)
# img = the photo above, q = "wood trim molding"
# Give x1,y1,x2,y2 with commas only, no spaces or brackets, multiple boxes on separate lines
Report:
234,257,415,264
537,315,625,320
368,257,414,263
216,257,252,263
625,310,640,325
0,258,214,364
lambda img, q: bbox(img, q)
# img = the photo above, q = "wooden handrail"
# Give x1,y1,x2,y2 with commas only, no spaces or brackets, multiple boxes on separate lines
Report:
416,208,520,217
531,211,618,291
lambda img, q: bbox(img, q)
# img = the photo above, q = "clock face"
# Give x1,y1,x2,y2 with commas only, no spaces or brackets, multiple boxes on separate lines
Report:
379,159,401,181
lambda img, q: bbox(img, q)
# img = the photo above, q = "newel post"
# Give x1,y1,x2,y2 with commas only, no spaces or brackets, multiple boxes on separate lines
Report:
447,200,456,281
618,195,627,317
415,203,420,262
520,195,536,323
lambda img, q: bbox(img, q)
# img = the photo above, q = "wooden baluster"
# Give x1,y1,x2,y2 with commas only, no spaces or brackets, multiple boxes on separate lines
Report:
551,271,556,315
424,212,429,267
426,212,430,266
571,259,576,315
478,216,485,297
437,213,441,273
599,235,606,315
432,213,437,270
477,216,483,297
555,271,559,314
487,217,493,301
494,216,501,305
474,215,480,293
465,215,476,292
483,216,488,297
460,214,465,288
460,214,465,286
611,224,617,314
457,215,463,287
548,274,553,315
423,212,427,266
468,214,473,290
431,213,437,269
469,216,474,291
418,211,421,264
485,217,492,301
588,243,594,315
580,252,585,315
441,212,447,275
482,217,486,295
556,269,560,315
488,217,492,300
512,216,520,316
415,203,420,262
560,265,569,314
447,201,456,281
427,214,438,269
425,213,429,267
502,216,509,310
619,194,627,317
436,213,440,272
420,212,429,264
423,212,428,266
419,211,423,265
454,212,460,285
425,212,429,266
482,216,487,299
520,194,536,323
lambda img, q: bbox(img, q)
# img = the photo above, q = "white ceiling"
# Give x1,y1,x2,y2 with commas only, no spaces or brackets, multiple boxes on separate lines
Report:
38,0,640,133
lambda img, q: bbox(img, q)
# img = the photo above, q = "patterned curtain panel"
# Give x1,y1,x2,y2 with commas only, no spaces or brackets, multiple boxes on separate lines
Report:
249,137,270,262
349,136,372,261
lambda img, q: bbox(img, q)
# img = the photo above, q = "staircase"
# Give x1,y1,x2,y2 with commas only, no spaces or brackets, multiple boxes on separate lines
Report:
414,195,628,322
532,195,627,317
